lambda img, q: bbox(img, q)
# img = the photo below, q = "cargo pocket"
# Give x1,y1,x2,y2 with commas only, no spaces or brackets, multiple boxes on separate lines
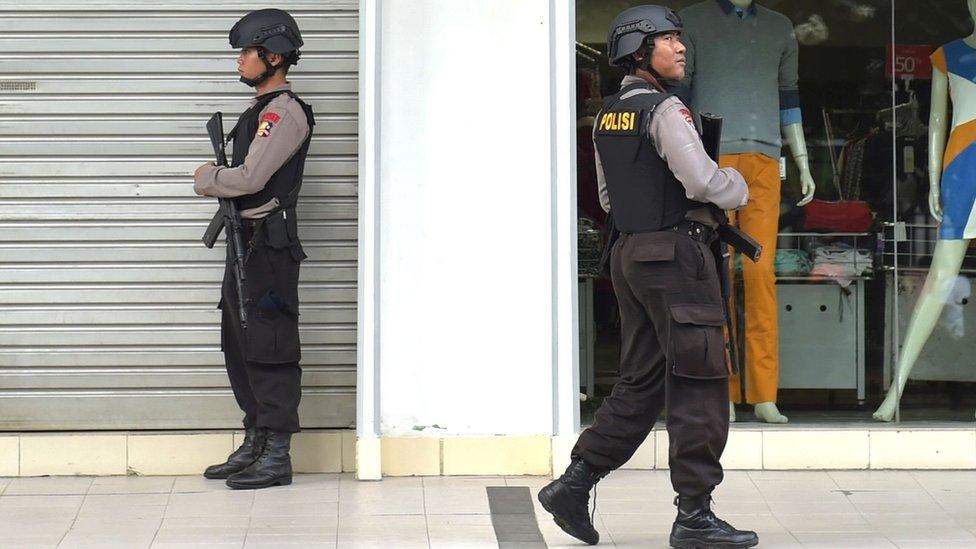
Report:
264,212,291,249
265,211,307,263
667,303,728,379
244,289,301,364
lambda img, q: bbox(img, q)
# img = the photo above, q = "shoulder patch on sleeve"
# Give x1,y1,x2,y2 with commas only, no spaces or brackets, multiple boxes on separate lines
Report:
261,111,281,124
678,107,695,127
595,110,642,136
256,119,274,138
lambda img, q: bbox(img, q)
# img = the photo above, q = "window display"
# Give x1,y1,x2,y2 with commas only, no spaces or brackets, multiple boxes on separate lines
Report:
680,0,817,424
576,0,976,424
875,0,976,421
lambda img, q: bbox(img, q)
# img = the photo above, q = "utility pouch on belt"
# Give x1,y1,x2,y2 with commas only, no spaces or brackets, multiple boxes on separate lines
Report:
264,211,291,249
263,209,307,262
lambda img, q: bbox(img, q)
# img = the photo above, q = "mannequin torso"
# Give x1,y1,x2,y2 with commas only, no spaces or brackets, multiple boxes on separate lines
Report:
938,38,976,132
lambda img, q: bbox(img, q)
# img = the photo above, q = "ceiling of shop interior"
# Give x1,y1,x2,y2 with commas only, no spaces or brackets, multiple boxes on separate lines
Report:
576,0,973,49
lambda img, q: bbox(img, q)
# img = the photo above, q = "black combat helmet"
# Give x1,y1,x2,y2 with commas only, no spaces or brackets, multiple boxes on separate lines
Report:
230,8,303,54
230,8,303,86
607,5,683,68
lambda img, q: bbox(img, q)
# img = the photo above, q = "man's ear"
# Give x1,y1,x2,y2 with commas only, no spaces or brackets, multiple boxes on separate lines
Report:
632,44,649,64
267,52,284,68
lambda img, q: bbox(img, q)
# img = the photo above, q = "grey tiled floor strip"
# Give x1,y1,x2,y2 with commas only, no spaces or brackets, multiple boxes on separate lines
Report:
487,486,547,548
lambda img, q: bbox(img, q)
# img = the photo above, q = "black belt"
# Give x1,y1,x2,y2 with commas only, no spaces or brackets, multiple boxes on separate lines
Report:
669,220,714,243
619,220,714,243
244,207,292,227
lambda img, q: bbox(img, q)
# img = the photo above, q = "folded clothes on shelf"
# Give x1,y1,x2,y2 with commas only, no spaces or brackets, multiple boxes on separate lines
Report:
774,249,813,276
734,249,813,276
810,243,873,279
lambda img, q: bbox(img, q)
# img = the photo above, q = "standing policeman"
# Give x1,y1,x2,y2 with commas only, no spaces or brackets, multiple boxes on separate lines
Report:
539,6,758,548
193,8,314,490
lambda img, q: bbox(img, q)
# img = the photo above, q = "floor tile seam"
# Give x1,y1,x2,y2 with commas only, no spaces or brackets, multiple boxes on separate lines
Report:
242,510,253,549
743,468,767,503
56,482,90,548
594,512,616,546
768,512,798,539
421,476,433,549
909,470,970,520
333,478,341,549
837,478,875,530
151,476,176,546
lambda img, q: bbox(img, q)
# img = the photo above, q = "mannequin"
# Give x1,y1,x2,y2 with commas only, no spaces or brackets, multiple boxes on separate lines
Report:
681,0,815,424
874,0,976,422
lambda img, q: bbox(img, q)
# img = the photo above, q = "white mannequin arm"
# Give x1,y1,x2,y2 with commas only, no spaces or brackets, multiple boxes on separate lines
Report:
782,123,816,206
929,68,949,222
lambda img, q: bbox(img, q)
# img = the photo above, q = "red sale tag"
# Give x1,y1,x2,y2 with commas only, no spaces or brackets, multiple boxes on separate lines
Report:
885,44,934,79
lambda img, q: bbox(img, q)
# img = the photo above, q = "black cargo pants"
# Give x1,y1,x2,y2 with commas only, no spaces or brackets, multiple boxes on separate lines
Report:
573,229,730,497
220,211,305,433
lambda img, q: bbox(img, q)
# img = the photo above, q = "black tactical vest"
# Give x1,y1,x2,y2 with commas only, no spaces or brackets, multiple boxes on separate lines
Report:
228,89,315,211
593,83,697,233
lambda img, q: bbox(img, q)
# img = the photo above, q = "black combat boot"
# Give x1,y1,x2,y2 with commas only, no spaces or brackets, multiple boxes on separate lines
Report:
537,457,606,545
203,427,263,479
225,430,293,489
670,494,758,549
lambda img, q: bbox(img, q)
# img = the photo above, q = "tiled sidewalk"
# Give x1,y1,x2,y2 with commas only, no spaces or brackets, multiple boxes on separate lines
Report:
0,470,974,548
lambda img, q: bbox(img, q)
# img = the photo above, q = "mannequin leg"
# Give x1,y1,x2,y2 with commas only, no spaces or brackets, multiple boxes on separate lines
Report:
873,239,970,421
722,154,784,423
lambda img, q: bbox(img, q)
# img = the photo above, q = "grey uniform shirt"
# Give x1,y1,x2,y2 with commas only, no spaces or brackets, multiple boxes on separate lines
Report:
194,83,311,219
595,75,748,215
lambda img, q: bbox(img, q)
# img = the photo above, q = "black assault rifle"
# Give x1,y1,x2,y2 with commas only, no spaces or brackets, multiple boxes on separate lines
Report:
202,112,248,329
699,113,762,262
698,112,762,376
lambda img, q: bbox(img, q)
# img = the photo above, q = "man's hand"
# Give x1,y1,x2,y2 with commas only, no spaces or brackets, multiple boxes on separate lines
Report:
194,162,215,196
195,162,214,180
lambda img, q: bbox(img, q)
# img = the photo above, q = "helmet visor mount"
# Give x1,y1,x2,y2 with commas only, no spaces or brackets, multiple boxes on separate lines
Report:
609,19,657,61
245,24,302,54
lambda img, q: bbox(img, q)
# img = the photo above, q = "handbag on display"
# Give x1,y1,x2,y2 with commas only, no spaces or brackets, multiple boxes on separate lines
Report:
809,108,877,233
802,199,874,233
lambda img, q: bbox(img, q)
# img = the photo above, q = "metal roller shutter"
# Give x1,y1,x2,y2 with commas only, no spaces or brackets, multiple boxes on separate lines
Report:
0,1,358,430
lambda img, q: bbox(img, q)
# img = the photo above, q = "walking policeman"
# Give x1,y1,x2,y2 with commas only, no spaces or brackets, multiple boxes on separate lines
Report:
193,8,314,490
539,6,758,548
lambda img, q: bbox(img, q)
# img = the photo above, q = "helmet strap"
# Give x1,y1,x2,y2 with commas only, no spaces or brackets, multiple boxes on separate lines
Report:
634,40,666,92
639,45,652,73
240,48,280,88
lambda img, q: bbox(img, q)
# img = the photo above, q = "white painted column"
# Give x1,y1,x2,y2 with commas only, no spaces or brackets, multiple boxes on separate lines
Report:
549,0,581,477
357,0,579,472
356,0,383,480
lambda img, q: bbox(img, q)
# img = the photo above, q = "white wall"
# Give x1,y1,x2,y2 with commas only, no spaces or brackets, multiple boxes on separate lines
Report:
373,0,561,436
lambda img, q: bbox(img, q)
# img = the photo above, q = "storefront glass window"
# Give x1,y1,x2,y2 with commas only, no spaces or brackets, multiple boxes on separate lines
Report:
883,0,976,422
576,0,975,425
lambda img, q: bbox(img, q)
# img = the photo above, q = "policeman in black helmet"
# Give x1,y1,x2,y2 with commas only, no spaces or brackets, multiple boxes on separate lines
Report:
538,5,758,548
193,8,315,490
